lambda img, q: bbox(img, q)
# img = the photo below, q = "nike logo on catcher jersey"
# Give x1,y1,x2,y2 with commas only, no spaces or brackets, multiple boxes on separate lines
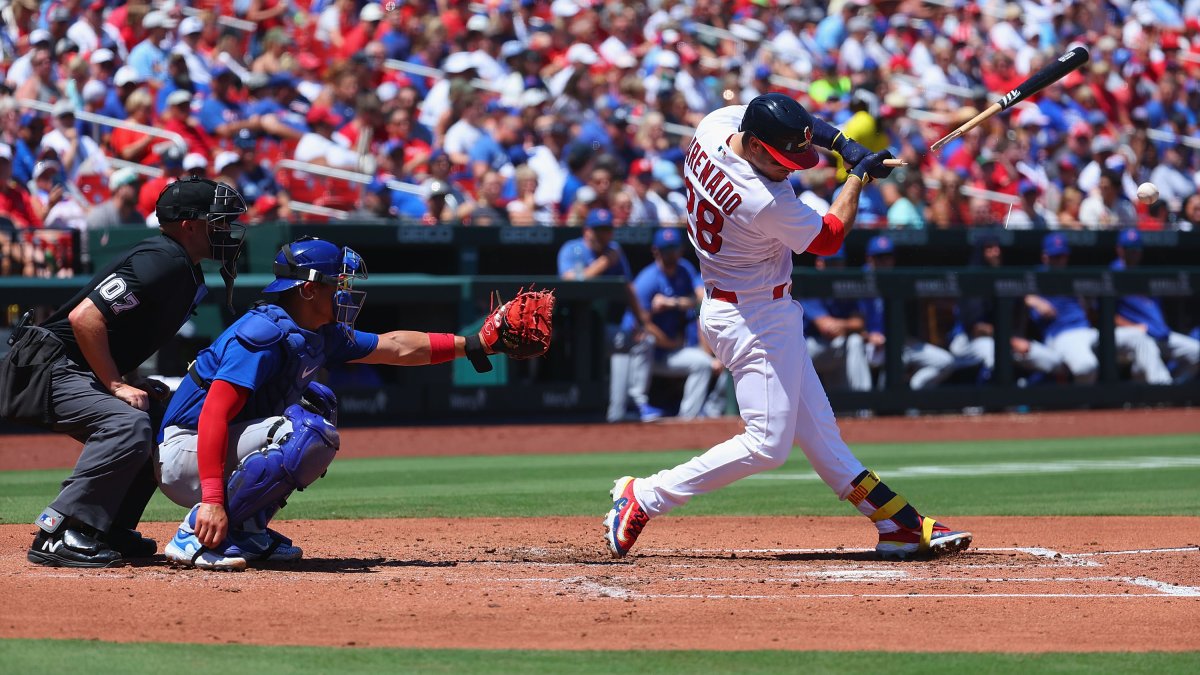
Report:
302,365,320,378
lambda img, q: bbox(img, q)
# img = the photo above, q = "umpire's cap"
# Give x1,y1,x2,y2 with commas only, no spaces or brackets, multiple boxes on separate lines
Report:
740,93,819,171
155,176,247,224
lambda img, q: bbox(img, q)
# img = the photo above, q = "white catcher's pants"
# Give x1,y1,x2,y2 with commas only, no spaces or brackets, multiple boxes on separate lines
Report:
157,416,290,508
633,296,865,517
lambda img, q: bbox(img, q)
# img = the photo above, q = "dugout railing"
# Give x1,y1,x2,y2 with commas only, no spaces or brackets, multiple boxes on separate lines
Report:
2,268,1197,425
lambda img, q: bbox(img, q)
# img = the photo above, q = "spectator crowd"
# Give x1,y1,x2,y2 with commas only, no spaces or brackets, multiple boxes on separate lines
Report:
2,0,1199,261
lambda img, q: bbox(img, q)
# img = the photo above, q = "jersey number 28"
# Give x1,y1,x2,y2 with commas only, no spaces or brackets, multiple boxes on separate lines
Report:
685,178,724,254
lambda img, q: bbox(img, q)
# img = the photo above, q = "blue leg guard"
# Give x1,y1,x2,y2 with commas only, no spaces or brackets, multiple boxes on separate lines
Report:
223,403,339,560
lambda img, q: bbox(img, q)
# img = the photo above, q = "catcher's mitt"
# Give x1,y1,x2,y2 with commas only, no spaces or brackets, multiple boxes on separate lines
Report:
466,288,555,372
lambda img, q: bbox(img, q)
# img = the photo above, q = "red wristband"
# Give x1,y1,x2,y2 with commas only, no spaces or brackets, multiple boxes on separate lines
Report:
428,332,456,364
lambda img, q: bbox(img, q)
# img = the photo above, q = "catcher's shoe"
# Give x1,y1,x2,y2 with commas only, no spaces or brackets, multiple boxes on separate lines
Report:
164,505,246,572
876,517,972,561
226,527,303,562
604,476,650,558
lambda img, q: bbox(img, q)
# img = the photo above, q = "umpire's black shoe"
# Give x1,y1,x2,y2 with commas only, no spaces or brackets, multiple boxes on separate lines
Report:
105,528,158,558
28,526,125,568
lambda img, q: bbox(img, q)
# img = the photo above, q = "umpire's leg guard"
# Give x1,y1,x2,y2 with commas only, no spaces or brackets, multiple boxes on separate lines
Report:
223,400,339,560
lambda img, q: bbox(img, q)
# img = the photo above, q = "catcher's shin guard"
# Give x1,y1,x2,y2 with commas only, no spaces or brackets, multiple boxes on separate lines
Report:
846,469,923,531
224,403,340,526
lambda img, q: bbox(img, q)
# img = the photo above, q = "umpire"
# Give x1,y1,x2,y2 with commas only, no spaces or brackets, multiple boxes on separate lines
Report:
0,177,247,567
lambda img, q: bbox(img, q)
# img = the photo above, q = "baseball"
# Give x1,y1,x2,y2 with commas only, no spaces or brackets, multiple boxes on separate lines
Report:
1136,182,1159,204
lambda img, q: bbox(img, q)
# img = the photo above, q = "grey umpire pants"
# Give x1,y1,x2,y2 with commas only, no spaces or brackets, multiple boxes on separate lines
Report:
42,358,158,534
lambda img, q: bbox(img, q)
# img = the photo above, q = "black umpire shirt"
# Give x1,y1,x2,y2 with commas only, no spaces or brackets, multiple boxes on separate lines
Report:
42,234,206,376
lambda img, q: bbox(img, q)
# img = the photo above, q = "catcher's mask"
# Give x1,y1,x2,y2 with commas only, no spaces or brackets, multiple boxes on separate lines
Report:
155,176,248,309
264,236,368,336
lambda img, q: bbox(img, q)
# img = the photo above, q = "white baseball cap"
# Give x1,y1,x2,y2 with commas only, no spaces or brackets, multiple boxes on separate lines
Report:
376,81,398,102
89,48,115,65
656,50,680,70
360,2,384,22
550,0,580,18
565,43,599,65
166,89,192,107
109,167,139,191
114,66,144,86
443,51,475,74
466,14,489,32
29,29,51,47
182,152,208,171
81,79,107,102
519,88,548,109
143,10,177,30
214,151,240,174
178,16,204,36
52,99,76,118
610,52,638,69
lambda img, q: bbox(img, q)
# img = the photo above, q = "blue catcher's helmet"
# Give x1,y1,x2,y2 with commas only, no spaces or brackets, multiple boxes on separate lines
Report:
264,236,368,333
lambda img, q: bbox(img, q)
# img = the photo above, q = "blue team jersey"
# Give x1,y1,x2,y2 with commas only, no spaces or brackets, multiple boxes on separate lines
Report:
556,238,631,280
1032,295,1091,338
1111,260,1169,340
160,305,378,437
199,97,245,135
629,259,702,348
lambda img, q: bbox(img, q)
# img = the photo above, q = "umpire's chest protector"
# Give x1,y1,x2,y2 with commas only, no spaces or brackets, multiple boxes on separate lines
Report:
232,305,325,420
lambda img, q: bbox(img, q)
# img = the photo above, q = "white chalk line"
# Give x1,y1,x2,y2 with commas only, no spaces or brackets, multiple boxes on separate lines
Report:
750,456,1200,481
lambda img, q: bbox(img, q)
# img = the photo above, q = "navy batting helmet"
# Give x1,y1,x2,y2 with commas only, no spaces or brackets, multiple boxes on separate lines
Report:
739,93,819,171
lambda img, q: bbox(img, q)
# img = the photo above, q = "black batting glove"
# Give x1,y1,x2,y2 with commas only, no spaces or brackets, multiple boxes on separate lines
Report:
833,134,870,167
848,150,896,184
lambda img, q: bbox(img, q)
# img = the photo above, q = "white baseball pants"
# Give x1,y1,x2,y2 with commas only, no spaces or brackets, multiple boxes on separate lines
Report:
948,334,1062,374
633,296,866,517
156,416,290,508
1047,326,1171,385
808,332,872,391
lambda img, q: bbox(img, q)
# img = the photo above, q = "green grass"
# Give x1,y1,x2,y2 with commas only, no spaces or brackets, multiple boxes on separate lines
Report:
0,640,1197,674
1,434,1197,525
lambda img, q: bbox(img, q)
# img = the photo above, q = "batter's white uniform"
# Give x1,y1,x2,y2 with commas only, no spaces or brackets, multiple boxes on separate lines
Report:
631,106,868,517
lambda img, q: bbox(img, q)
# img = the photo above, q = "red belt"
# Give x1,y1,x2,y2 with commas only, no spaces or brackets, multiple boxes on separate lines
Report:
708,281,791,304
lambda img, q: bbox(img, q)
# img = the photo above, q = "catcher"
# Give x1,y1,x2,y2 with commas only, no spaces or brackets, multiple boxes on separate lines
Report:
154,236,553,570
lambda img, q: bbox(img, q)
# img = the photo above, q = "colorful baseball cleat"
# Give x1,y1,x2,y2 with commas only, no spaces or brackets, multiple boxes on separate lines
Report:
164,505,246,572
876,516,972,561
226,528,303,562
604,476,650,558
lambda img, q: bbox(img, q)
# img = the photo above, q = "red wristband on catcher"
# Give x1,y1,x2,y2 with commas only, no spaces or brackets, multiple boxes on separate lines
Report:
428,332,456,364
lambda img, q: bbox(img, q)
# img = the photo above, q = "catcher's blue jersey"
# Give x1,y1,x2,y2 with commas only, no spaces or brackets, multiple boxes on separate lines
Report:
160,304,378,437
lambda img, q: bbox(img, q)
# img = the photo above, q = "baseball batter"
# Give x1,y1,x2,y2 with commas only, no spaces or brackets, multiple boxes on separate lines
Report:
604,94,972,560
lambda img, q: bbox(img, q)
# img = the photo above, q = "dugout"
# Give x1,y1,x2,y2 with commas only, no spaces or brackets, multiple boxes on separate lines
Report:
2,226,1199,427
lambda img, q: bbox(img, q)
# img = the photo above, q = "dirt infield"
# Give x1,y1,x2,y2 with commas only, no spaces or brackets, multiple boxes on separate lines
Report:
1,516,1198,652
3,408,1199,471
3,409,1198,653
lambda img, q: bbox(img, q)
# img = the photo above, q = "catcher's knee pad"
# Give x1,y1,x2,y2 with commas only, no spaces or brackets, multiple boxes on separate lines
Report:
300,381,338,425
847,469,922,530
225,404,340,525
